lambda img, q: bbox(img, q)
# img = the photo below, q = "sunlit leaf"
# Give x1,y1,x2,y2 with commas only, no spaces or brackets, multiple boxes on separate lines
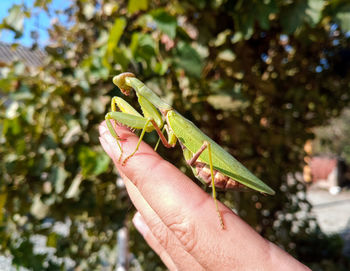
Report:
217,49,236,62
3,5,25,37
65,174,83,199
30,194,49,219
128,0,148,14
335,4,350,32
50,166,68,194
103,3,118,16
83,3,95,20
306,0,324,26
105,17,126,67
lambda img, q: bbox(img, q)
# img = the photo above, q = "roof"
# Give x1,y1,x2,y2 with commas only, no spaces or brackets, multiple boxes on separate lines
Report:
0,42,46,67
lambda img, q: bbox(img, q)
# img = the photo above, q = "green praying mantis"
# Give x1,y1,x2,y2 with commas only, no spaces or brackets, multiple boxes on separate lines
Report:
105,72,275,229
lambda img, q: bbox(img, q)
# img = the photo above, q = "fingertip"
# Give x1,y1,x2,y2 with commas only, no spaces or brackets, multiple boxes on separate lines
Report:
99,121,132,163
99,136,111,156
99,130,121,162
98,121,109,136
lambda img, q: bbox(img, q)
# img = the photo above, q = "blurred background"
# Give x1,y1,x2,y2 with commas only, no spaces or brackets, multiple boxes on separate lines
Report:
1,0,350,270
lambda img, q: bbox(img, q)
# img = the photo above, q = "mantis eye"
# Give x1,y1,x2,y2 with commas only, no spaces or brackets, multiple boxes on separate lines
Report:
113,72,136,95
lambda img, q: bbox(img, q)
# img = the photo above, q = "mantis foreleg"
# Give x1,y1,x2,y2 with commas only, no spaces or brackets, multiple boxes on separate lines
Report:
122,118,151,165
105,114,124,162
105,96,145,161
123,119,176,165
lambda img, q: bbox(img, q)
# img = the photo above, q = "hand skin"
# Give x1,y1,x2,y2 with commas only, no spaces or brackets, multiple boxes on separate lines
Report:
99,121,310,271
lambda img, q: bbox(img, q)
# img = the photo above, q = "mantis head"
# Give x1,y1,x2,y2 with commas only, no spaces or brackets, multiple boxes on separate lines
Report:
113,72,136,95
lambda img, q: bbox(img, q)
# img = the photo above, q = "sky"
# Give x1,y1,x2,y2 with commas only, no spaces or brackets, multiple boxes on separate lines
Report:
0,0,70,47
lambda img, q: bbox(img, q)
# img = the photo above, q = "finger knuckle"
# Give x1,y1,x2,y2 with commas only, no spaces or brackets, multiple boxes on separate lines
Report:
151,220,170,249
166,213,198,253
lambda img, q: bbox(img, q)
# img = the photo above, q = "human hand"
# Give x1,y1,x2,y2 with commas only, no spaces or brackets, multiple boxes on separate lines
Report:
99,121,310,271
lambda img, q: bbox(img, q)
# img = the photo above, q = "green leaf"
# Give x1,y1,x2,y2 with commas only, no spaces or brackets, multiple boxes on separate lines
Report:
255,0,278,30
153,60,169,75
78,147,95,177
78,146,110,177
0,191,7,223
128,0,148,14
280,1,308,34
151,9,177,39
93,152,110,175
11,238,47,270
114,47,130,70
131,33,156,61
335,4,350,32
280,0,324,33
47,232,57,248
174,42,202,78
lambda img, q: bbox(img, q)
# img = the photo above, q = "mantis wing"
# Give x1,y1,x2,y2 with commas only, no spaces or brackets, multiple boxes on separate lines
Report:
166,110,275,195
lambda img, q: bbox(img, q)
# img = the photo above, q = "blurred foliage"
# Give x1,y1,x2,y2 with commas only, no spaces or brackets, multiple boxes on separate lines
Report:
312,108,350,163
1,0,350,269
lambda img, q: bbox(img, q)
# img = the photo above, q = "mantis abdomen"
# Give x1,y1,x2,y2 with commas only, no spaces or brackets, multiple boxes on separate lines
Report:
193,161,246,190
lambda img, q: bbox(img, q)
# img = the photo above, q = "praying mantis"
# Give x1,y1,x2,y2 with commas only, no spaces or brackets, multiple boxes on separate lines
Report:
105,72,275,228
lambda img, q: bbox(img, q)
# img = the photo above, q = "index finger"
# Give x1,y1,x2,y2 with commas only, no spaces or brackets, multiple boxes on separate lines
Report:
99,121,309,271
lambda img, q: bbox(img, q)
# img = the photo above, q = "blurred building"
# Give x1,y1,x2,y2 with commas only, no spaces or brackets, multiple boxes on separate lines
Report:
0,42,46,67
303,139,349,193
307,156,348,193
0,42,46,107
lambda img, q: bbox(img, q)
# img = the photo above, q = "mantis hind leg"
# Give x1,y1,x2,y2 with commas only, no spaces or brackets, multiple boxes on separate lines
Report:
207,142,225,229
185,141,225,229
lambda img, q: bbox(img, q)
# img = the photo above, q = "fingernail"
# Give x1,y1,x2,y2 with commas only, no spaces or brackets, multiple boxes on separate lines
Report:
132,212,149,237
